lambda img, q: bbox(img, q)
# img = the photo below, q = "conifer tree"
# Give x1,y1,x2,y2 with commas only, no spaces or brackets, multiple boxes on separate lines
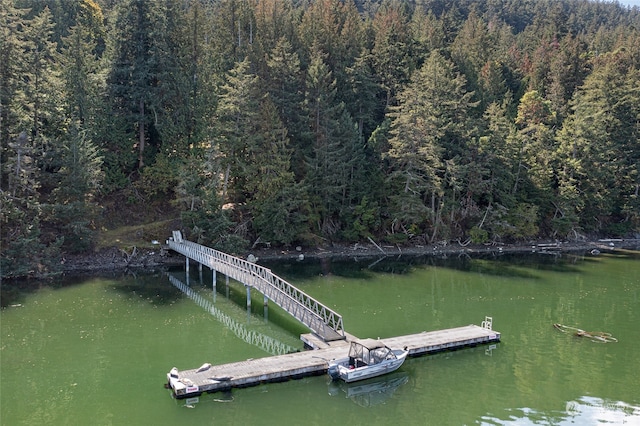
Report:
0,0,28,162
513,90,556,203
304,49,359,238
22,6,65,163
385,50,477,242
61,21,102,126
247,96,309,245
371,2,415,109
105,0,166,172
556,54,640,234
265,38,310,179
345,49,382,145
1,4,63,277
214,57,261,204
50,127,103,252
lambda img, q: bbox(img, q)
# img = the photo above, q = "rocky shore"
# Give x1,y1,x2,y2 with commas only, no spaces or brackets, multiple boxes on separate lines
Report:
59,238,640,276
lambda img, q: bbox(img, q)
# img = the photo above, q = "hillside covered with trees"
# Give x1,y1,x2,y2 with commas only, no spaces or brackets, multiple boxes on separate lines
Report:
1,0,639,278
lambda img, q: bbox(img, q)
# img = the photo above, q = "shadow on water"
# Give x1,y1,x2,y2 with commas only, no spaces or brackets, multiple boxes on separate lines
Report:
110,271,184,306
0,268,179,308
1,277,78,308
4,248,636,309
258,251,607,283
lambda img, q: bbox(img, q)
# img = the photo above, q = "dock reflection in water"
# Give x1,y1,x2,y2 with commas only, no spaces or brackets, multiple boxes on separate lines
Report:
328,372,409,407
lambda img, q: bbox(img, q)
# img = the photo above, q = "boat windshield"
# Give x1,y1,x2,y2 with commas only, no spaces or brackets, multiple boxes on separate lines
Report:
349,339,397,365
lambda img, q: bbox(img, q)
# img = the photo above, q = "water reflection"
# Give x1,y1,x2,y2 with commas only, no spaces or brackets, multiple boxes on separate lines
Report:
480,396,640,425
172,391,234,409
259,251,607,283
327,372,409,407
166,272,298,355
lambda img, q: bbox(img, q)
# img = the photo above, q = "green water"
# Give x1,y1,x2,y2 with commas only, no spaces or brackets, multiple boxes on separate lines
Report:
2,251,639,425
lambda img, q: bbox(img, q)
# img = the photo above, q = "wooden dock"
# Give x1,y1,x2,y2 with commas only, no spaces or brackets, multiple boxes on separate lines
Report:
165,233,500,400
167,323,500,399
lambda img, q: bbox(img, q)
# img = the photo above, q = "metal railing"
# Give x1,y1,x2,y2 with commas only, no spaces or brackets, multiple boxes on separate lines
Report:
167,231,345,341
481,316,493,330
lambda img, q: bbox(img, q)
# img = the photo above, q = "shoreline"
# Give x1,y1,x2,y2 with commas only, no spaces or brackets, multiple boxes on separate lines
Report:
57,238,640,277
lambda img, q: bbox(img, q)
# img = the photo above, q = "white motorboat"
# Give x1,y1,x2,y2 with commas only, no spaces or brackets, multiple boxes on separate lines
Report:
327,339,408,383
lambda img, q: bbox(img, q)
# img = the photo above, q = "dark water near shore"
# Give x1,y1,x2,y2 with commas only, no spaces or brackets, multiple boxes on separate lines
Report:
2,250,639,425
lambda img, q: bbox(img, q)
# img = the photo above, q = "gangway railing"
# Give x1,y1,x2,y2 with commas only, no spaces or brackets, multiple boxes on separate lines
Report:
167,231,345,341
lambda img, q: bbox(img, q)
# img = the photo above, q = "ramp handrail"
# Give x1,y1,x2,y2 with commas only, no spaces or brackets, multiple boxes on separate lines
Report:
167,232,345,341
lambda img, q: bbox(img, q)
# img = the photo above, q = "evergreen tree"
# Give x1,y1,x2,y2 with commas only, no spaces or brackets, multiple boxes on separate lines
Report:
50,127,103,252
175,152,237,250
385,50,477,242
479,100,519,208
304,49,359,238
409,7,446,62
345,48,382,145
546,33,589,121
214,57,261,204
134,0,217,201
247,96,309,245
556,54,640,235
21,5,65,165
252,0,296,61
513,90,556,207
0,0,28,163
371,2,416,109
450,10,492,94
105,0,167,175
265,37,310,179
205,0,256,74
0,3,63,277
61,20,102,126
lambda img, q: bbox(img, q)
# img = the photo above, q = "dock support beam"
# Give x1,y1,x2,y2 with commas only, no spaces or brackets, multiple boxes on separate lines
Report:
246,285,251,308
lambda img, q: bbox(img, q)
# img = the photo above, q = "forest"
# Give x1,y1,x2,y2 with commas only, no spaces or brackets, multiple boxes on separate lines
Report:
1,0,639,278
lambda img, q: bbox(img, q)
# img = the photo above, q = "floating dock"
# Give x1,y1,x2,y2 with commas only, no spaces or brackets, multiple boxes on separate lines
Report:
165,233,501,400
166,322,500,399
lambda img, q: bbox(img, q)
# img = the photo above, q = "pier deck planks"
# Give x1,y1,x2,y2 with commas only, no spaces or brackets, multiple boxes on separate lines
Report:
168,324,500,398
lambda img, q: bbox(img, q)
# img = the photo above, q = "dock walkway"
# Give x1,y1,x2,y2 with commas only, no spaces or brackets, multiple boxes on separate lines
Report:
167,323,500,398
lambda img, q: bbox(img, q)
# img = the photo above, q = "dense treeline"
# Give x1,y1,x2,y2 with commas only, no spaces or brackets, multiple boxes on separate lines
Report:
1,0,639,278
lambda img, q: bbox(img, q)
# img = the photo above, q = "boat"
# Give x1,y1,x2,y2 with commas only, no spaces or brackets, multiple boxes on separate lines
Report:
327,339,408,383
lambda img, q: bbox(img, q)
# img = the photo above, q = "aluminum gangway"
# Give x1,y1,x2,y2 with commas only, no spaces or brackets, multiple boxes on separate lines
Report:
167,231,345,342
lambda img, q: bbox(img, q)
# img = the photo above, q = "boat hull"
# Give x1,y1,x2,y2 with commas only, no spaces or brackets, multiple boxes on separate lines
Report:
328,349,407,383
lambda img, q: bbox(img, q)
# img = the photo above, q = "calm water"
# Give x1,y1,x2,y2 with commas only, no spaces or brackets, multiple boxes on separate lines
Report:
2,250,639,425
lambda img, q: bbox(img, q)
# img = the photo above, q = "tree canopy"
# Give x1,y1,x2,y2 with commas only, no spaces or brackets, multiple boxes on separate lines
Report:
1,0,639,278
